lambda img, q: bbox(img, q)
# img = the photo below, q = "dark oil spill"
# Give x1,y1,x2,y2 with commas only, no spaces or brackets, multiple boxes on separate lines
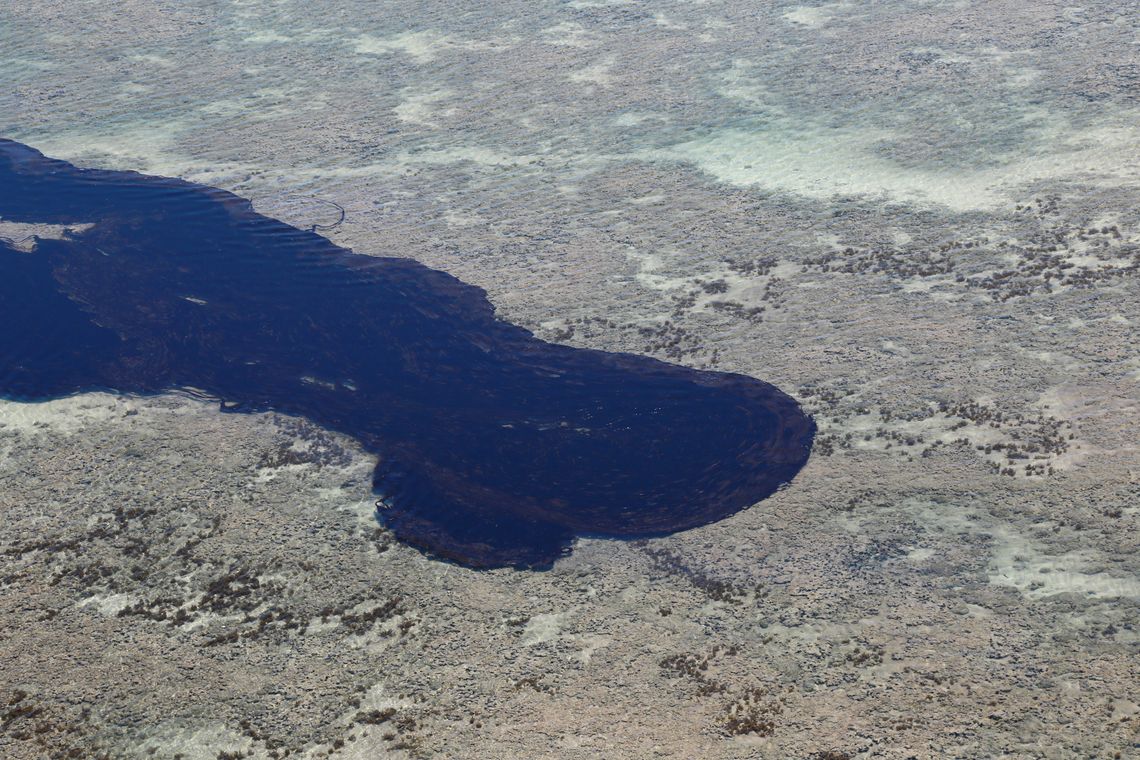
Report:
0,139,814,569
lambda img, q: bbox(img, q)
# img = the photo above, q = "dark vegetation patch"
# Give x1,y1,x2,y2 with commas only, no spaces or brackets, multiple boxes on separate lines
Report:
657,646,794,738
641,544,763,605
659,647,731,697
794,199,1137,301
722,687,783,737
550,314,719,365
800,385,1073,478
1,688,110,759
256,418,355,470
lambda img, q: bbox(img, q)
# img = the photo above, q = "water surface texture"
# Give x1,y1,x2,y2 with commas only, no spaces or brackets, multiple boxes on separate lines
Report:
0,139,814,568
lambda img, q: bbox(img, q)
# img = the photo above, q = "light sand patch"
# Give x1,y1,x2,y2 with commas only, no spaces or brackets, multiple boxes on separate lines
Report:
77,592,138,616
620,244,692,292
22,127,181,173
783,3,853,28
320,482,381,525
655,125,1004,211
714,60,790,114
617,241,796,312
522,611,569,646
126,53,176,68
540,21,594,48
898,278,941,293
612,112,666,127
629,193,667,205
244,30,291,44
354,31,450,63
1125,357,1140,386
1111,699,1140,721
200,87,330,122
0,394,131,436
13,127,254,186
568,57,615,87
355,683,414,714
393,88,455,127
847,498,1140,600
575,635,610,665
650,111,1140,211
353,30,508,63
442,209,487,228
117,81,151,96
904,546,936,562
1036,384,1139,470
988,529,1140,600
519,609,608,664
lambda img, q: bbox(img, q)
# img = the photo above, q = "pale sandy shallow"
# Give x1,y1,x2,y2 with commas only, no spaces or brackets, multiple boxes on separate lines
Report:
1,0,1138,758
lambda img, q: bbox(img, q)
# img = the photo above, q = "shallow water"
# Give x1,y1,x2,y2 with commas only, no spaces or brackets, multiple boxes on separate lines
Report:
0,139,814,568
2,2,1139,757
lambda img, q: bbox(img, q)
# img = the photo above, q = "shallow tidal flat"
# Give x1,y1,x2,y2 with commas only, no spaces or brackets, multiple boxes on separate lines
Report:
1,0,1138,758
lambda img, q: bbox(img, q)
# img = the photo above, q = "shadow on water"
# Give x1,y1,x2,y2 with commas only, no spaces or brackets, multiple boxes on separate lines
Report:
0,139,814,569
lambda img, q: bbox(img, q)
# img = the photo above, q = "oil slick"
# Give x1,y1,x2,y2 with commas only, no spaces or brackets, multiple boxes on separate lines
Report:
0,139,814,569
